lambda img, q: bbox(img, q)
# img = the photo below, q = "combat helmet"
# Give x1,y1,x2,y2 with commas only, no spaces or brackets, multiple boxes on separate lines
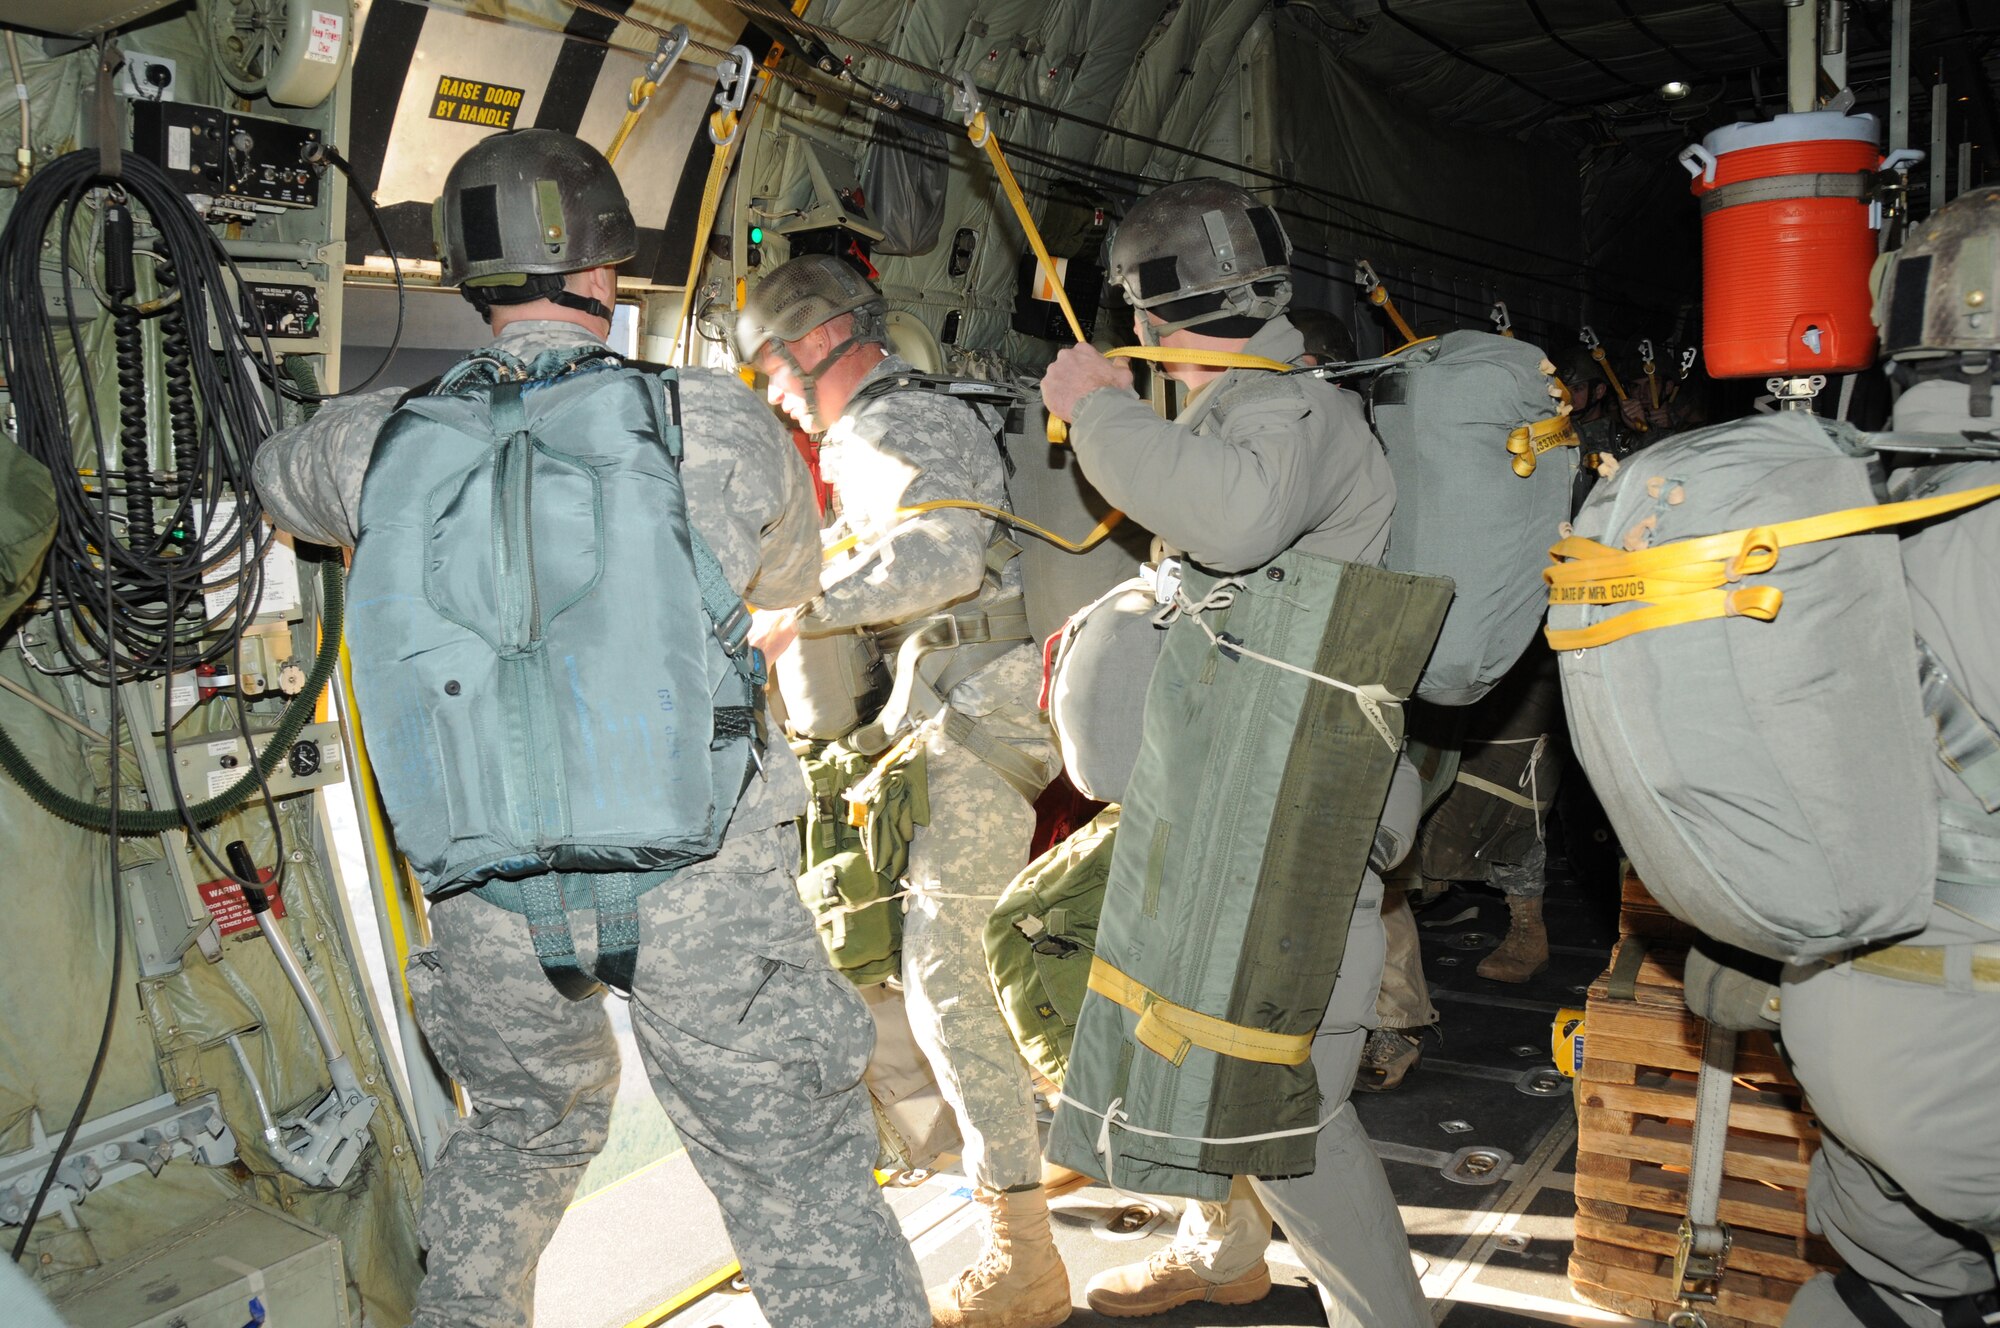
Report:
435,129,636,319
736,254,888,420
1875,189,2000,422
1108,178,1292,341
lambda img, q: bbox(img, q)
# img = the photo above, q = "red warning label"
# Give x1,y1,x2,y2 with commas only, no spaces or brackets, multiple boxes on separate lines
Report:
198,867,284,939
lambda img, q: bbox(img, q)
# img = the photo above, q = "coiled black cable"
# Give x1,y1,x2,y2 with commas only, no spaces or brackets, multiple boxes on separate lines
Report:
0,150,275,688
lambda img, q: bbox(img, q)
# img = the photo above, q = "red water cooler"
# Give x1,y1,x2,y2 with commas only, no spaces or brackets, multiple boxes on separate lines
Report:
1682,112,1920,378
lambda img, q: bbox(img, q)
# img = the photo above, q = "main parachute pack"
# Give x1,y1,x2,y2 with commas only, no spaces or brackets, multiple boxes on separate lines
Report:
348,355,762,994
1549,410,2000,961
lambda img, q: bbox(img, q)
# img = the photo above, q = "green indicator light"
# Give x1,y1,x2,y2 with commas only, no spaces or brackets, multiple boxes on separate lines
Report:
748,225,764,244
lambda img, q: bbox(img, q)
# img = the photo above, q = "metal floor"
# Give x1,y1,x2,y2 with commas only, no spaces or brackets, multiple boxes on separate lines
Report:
611,872,1660,1328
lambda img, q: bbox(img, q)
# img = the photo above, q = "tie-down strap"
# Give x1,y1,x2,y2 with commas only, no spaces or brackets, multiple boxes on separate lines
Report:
1087,956,1315,1068
1698,169,1878,216
1544,480,2000,651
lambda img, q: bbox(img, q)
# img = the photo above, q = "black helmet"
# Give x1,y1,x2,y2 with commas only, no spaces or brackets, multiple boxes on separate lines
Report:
434,129,636,318
1108,178,1291,339
736,255,888,422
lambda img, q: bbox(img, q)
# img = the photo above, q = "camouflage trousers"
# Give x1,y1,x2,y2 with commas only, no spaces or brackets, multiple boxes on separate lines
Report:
901,721,1052,1193
1779,949,2000,1327
404,823,927,1328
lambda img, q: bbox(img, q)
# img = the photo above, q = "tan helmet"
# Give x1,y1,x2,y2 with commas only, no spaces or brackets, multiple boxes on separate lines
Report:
736,255,888,419
1108,178,1291,338
1875,189,2000,359
434,130,635,319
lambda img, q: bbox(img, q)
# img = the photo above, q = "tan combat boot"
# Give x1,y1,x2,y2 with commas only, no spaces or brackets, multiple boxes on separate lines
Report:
1085,1247,1272,1318
929,1185,1072,1328
1477,894,1549,982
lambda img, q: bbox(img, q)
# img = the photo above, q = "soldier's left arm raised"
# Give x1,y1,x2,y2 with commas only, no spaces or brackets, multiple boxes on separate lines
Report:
251,387,405,548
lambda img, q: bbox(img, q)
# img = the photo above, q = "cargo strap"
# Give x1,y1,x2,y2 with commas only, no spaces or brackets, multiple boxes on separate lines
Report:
1086,957,1315,1067
1848,939,2000,991
1606,936,1649,1002
1918,636,2000,813
1544,481,2000,651
1670,1021,1738,1321
1698,169,1873,216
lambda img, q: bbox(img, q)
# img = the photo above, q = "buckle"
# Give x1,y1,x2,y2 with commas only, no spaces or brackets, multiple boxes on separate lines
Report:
926,613,963,651
1671,1219,1732,1308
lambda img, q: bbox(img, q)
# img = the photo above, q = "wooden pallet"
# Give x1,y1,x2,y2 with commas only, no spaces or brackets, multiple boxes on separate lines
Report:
1569,883,1840,1327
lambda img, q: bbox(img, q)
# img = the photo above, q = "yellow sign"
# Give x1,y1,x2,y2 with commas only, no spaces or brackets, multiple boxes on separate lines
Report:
430,77,525,130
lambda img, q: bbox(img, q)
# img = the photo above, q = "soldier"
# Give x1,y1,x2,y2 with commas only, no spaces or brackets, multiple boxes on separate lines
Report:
1040,178,1427,1328
737,255,1068,1328
251,130,925,1328
1777,189,2000,1328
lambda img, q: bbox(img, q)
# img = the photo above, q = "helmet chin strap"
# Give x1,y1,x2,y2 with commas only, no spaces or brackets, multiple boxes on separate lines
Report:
464,272,612,322
778,326,884,430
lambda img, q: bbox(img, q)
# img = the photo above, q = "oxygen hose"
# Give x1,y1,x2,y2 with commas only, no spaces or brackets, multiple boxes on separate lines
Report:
0,558,345,832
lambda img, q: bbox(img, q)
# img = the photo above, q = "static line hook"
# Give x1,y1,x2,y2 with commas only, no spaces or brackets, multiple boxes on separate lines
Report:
1579,324,1602,352
954,71,983,124
630,24,690,110
1490,301,1512,334
708,43,755,145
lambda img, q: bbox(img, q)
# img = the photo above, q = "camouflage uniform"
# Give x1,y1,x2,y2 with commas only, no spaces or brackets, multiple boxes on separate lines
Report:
253,322,926,1328
799,356,1055,1194
1066,315,1429,1328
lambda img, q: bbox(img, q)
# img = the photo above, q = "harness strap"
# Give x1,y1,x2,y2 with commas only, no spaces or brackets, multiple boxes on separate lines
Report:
1849,938,2000,990
1087,957,1315,1068
1918,636,2000,813
1833,1269,1915,1328
1933,800,2000,927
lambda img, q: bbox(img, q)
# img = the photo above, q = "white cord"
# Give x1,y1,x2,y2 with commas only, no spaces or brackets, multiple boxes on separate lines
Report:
1052,1091,1346,1199
1153,580,1402,750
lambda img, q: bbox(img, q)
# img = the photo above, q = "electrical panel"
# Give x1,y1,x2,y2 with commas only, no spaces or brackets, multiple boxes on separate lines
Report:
130,102,322,213
214,267,330,354
171,720,347,802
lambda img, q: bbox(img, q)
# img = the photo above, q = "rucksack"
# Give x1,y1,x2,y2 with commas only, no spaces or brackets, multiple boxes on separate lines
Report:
347,351,761,994
1365,330,1579,705
984,807,1119,1088
1548,410,2000,961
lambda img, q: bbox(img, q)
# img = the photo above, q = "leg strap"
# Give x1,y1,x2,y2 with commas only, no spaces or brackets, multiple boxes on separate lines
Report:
518,872,644,1000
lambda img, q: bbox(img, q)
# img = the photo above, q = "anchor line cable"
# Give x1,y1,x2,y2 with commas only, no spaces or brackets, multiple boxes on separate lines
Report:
538,0,1679,301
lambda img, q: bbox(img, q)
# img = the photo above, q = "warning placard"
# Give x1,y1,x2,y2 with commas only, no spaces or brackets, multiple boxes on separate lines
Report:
199,867,285,940
429,77,525,130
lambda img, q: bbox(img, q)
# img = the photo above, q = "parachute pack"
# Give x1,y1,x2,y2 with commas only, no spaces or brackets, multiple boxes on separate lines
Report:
1549,410,2000,961
1366,329,1580,706
348,354,764,995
